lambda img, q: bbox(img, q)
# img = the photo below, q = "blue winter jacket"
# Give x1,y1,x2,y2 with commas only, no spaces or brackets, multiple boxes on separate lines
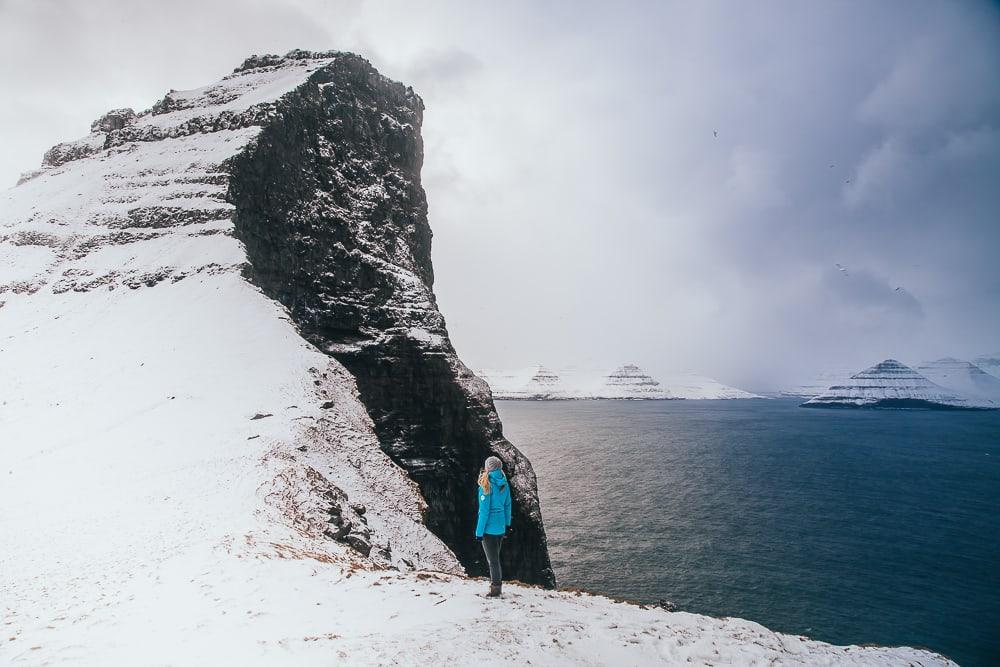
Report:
476,469,512,537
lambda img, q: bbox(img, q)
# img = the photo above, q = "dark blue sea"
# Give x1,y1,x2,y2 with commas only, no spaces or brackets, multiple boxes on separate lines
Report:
496,398,1000,666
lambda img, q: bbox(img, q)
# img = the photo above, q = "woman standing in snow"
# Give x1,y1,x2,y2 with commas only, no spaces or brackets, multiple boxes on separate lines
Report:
476,455,512,597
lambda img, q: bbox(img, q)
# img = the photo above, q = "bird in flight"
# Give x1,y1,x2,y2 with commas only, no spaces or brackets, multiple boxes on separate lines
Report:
835,263,849,276
713,130,718,138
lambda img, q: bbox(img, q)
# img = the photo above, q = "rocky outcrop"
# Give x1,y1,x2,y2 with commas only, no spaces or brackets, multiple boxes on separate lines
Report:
41,133,106,168
90,108,138,133
802,359,993,409
225,53,554,586
40,109,138,169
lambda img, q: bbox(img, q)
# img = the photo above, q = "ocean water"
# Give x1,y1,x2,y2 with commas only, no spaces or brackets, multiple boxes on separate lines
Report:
496,399,1000,666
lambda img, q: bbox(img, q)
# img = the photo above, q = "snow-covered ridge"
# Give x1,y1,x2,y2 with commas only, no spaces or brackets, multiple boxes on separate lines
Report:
28,55,340,176
478,365,761,399
657,372,764,399
0,51,951,664
803,359,995,409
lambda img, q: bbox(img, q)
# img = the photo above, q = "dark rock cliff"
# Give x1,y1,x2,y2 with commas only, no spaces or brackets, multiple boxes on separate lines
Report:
226,52,555,586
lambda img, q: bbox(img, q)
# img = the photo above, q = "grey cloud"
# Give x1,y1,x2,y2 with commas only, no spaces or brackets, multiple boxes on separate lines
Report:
403,48,483,93
822,267,924,323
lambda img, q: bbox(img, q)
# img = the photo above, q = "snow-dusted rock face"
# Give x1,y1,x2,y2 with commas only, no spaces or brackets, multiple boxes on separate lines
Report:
223,53,552,586
802,359,993,409
917,358,1000,406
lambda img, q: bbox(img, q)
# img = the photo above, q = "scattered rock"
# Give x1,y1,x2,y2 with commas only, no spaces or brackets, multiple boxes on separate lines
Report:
344,534,372,557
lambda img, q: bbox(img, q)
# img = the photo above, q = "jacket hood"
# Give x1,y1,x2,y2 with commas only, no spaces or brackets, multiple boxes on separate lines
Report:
488,469,507,487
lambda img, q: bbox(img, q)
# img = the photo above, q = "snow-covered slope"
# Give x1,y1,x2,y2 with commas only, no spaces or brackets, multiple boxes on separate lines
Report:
658,372,764,399
972,353,1000,379
802,359,992,409
917,358,1000,407
478,365,761,400
0,51,952,665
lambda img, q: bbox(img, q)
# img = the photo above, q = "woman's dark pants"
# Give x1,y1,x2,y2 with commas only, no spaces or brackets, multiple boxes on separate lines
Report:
481,534,503,585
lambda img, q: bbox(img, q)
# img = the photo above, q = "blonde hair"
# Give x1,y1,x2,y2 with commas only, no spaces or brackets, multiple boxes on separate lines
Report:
477,469,491,494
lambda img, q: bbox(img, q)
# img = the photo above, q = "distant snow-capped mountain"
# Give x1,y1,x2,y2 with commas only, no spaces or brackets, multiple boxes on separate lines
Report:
479,366,577,399
476,365,672,399
802,359,994,409
972,354,1000,380
916,358,1000,407
477,365,761,400
598,364,677,399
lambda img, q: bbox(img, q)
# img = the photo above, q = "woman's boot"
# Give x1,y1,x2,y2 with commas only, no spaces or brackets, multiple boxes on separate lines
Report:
488,582,502,597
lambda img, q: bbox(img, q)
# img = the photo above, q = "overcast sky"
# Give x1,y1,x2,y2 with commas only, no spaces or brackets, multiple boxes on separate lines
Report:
2,0,998,389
